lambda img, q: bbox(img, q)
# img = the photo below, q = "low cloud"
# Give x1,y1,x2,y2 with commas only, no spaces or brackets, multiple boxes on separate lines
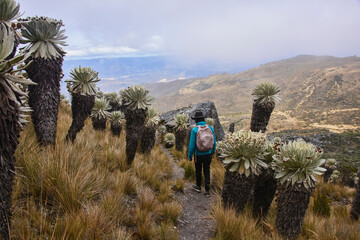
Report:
19,0,360,65
101,77,117,81
158,78,168,83
67,46,138,59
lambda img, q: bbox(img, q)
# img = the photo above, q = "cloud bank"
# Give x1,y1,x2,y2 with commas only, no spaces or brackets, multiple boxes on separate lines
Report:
17,0,360,65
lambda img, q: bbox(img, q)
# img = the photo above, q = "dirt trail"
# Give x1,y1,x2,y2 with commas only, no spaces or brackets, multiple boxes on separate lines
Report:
159,144,216,240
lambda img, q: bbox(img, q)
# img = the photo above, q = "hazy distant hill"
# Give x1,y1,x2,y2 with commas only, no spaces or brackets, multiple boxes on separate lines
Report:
61,56,248,95
146,55,360,132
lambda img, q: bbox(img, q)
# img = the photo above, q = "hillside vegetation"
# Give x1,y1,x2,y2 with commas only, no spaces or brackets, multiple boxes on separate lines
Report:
147,55,360,132
11,102,180,239
169,146,360,240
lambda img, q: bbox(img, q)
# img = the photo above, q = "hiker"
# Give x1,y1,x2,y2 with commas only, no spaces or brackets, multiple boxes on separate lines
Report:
188,110,216,196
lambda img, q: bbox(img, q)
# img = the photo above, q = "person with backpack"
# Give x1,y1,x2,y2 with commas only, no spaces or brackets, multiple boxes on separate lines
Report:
188,110,216,196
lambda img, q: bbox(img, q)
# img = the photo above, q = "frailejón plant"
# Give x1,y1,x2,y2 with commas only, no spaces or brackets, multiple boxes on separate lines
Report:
21,16,67,145
65,66,99,141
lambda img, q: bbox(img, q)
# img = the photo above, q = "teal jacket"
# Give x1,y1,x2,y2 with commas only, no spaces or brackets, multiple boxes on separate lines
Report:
188,121,216,159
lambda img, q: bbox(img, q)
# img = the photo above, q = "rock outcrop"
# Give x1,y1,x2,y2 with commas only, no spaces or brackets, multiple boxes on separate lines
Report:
160,101,225,141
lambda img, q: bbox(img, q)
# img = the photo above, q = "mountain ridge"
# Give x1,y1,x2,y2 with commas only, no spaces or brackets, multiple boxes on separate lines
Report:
146,55,360,132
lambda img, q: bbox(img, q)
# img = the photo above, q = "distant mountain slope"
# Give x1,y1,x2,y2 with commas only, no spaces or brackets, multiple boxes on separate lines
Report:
147,55,360,132
61,56,248,95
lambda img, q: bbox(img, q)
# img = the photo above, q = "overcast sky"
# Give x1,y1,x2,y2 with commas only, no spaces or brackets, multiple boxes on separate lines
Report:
17,0,360,66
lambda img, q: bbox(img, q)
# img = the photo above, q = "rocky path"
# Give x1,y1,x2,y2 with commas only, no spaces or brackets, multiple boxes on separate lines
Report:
159,144,216,240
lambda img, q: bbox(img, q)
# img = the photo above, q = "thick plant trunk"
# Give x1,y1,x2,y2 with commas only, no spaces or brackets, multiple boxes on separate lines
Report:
165,142,174,148
110,122,122,137
0,85,21,240
323,167,334,183
228,123,235,133
66,93,95,142
276,185,312,240
350,171,360,220
109,101,121,112
250,100,276,219
140,126,156,154
91,117,107,131
250,100,274,133
175,129,187,152
26,57,63,145
252,170,277,219
124,108,147,165
222,169,254,213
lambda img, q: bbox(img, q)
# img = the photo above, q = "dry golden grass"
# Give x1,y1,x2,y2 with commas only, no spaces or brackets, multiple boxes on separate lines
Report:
134,212,156,240
101,190,129,224
10,101,180,239
169,148,187,161
156,221,179,240
158,180,172,203
12,101,360,239
132,148,173,190
299,204,360,240
318,182,356,202
110,227,133,240
158,201,181,224
209,158,360,240
211,197,280,240
210,157,225,193
109,171,138,195
179,159,196,181
136,187,158,213
162,132,360,239
172,179,185,192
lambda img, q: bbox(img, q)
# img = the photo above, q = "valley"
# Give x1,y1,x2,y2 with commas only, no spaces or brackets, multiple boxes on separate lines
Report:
146,55,360,133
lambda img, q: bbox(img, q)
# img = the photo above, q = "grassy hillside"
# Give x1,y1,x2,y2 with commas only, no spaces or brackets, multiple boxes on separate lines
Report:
10,102,180,239
170,147,360,240
8,100,360,239
147,55,360,133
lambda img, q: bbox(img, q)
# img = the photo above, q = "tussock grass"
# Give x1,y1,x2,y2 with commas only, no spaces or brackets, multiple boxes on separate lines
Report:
15,125,108,213
132,148,173,190
110,227,133,240
136,187,158,213
173,179,185,192
179,159,196,181
210,196,280,240
158,180,172,203
57,204,115,239
156,221,179,240
10,102,180,239
158,201,181,224
134,208,156,240
208,144,360,240
11,197,55,239
211,157,225,193
169,148,187,161
101,190,129,224
133,160,163,190
299,204,360,240
110,171,138,195
319,182,355,202
209,163,360,240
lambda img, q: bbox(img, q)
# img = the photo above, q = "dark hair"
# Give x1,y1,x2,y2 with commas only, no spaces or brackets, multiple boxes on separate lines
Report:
195,118,205,123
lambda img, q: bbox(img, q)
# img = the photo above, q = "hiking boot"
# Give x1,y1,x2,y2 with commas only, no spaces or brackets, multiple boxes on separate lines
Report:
192,185,201,193
204,190,210,197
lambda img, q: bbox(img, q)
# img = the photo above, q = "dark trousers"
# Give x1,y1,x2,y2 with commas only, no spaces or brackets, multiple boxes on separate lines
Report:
195,154,211,191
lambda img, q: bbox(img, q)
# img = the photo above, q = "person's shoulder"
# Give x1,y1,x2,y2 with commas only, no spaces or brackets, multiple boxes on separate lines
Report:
208,125,215,131
191,126,198,133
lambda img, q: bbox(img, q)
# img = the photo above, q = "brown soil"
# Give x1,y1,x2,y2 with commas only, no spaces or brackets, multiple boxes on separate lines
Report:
160,144,216,240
